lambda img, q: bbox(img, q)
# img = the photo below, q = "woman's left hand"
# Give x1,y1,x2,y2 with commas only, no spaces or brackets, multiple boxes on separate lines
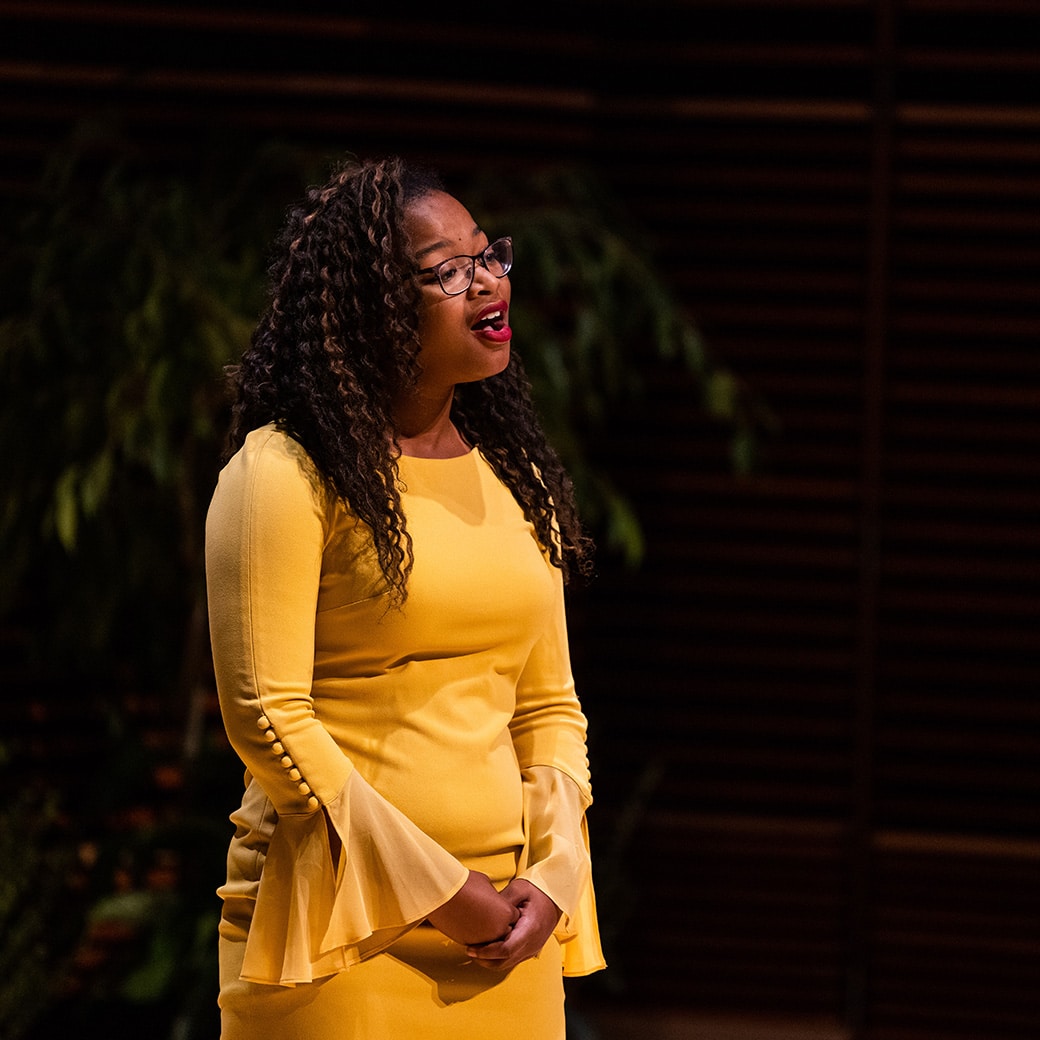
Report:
465,878,562,971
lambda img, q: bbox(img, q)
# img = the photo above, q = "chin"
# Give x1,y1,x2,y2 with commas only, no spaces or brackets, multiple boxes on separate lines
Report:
489,347,511,377
473,347,511,382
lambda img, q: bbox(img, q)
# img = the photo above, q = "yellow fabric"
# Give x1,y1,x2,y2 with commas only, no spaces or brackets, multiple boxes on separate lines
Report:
517,765,605,976
219,926,567,1040
232,769,473,984
205,426,604,1030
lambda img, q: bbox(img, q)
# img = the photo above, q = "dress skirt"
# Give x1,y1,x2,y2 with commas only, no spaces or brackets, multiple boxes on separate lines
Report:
218,926,565,1040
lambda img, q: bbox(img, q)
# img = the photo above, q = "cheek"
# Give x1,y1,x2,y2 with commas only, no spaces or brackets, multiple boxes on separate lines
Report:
417,308,442,342
414,300,441,348
416,296,464,342
415,310,431,344
414,308,458,371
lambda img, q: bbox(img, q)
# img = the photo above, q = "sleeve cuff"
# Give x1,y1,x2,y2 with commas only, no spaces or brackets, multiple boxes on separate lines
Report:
516,765,607,977
240,770,467,985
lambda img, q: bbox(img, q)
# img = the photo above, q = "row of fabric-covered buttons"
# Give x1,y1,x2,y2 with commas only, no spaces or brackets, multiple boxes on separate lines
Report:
257,714,320,811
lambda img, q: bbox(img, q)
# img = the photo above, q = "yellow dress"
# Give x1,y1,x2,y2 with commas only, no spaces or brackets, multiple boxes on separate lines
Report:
205,425,604,1040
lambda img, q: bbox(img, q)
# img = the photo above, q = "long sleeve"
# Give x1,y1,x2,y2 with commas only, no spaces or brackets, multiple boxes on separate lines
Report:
510,564,606,976
509,563,591,795
206,428,467,985
206,429,351,813
517,765,590,919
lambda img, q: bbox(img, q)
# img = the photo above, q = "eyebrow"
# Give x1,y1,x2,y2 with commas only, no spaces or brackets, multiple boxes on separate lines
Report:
414,225,483,261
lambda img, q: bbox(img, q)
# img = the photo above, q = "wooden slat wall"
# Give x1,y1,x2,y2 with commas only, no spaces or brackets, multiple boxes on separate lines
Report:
2,2,1037,1038
865,6,1040,1036
581,6,875,1023
579,3,1040,1038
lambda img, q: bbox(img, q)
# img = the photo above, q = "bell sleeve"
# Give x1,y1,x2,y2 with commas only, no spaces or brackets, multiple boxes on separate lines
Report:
205,428,467,986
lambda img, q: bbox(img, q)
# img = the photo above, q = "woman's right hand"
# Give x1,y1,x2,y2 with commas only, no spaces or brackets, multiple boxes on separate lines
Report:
426,870,520,946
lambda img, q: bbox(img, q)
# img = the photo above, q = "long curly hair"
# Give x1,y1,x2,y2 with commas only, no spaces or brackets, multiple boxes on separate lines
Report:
226,155,592,603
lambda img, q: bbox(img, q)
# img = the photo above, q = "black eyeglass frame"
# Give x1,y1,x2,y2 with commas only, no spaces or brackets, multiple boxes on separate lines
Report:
416,236,513,296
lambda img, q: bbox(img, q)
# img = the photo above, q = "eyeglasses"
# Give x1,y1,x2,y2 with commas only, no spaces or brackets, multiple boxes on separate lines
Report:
417,236,513,296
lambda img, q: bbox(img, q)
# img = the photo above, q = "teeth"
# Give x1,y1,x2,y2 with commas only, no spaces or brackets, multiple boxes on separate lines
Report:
473,308,504,331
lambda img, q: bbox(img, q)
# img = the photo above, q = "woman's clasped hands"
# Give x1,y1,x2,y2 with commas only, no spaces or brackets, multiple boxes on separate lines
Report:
427,872,562,972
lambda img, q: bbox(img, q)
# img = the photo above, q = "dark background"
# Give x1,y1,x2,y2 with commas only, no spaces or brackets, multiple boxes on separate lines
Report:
2,2,1038,1038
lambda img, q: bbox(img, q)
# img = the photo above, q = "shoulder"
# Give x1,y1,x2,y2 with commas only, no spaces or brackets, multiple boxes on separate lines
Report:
205,425,335,578
235,424,321,484
212,424,330,518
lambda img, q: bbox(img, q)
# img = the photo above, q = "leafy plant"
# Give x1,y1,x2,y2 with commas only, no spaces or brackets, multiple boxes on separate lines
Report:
1,123,303,678
0,122,295,1038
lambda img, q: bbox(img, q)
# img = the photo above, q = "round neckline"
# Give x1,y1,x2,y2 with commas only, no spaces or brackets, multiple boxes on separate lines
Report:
397,445,478,462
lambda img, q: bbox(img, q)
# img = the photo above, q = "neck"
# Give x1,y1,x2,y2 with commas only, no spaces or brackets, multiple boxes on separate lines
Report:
394,389,470,458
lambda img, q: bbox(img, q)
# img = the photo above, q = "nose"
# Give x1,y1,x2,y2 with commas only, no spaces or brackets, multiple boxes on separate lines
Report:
469,259,498,293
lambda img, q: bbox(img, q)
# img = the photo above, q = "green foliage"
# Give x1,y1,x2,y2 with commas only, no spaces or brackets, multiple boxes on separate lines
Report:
0,125,298,1036
0,124,302,675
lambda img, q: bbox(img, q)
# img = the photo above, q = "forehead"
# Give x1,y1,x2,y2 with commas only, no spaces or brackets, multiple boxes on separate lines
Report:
403,191,482,259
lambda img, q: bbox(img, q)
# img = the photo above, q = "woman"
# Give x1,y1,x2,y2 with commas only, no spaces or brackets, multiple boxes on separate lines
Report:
205,156,604,1039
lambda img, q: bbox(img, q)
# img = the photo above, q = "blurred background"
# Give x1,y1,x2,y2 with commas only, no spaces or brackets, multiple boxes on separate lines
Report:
2,2,1038,1039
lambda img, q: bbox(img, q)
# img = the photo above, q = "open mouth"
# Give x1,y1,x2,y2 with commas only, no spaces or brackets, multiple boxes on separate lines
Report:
472,307,507,332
